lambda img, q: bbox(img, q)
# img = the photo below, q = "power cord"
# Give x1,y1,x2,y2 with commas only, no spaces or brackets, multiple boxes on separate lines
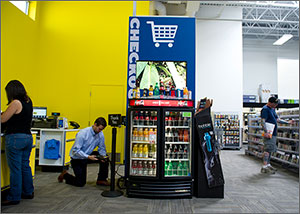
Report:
115,164,127,190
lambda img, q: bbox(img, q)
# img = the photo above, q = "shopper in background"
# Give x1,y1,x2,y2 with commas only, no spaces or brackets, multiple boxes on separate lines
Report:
1,80,34,206
260,96,292,173
58,117,110,187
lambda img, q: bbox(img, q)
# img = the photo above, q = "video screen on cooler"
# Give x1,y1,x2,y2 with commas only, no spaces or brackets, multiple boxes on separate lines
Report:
33,107,47,119
136,61,187,90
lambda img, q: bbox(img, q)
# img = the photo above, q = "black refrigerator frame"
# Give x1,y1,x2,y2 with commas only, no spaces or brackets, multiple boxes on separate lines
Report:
125,105,194,199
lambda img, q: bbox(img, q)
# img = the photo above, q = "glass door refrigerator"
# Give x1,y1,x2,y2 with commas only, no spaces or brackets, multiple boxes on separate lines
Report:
125,99,194,199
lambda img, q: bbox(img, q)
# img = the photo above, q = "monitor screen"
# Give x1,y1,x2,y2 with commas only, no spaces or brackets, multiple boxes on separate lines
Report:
33,107,47,119
136,61,187,90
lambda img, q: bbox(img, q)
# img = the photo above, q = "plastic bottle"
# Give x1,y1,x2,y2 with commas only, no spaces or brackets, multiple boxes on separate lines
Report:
165,82,170,97
144,111,149,125
173,145,178,159
143,144,149,158
164,144,168,158
178,129,183,142
138,144,143,158
148,161,153,175
132,88,137,99
143,161,148,175
149,112,153,126
154,112,157,125
133,111,138,125
132,144,138,158
136,86,140,98
152,144,156,159
171,85,176,97
178,145,183,159
143,128,149,141
149,85,154,97
183,161,189,176
184,130,189,142
138,128,144,141
183,145,188,159
167,161,173,176
154,82,159,96
183,87,188,99
153,161,156,176
149,128,155,143
137,161,143,175
132,160,138,175
177,161,183,176
133,128,138,141
165,161,168,176
167,145,172,159
148,144,152,158
159,81,165,97
143,88,148,97
173,162,177,176
139,111,144,125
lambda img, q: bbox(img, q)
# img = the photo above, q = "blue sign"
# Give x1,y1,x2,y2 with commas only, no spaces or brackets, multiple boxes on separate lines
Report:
127,16,195,101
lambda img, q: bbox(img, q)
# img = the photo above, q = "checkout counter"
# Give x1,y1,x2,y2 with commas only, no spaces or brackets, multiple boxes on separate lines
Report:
1,132,37,192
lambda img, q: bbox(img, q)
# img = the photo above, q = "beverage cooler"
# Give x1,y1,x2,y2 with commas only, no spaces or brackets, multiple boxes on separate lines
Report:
125,99,194,199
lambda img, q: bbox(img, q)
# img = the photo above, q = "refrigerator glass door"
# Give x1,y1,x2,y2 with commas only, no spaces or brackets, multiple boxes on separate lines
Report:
164,111,192,177
129,110,158,177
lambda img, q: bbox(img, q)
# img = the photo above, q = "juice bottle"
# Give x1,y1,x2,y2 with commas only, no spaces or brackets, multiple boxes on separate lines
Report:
143,144,149,158
138,128,144,141
154,82,159,96
149,85,154,97
183,87,188,99
132,144,138,158
138,144,143,158
149,128,155,143
143,128,149,141
133,128,138,141
184,129,189,142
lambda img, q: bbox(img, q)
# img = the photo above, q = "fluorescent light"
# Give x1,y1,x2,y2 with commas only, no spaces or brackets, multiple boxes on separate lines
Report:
273,34,293,46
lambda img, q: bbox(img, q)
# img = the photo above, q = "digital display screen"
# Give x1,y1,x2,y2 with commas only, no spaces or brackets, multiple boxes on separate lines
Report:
136,61,187,90
33,107,47,118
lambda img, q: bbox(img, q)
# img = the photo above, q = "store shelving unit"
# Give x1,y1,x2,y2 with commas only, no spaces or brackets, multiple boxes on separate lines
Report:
214,112,241,149
245,108,299,171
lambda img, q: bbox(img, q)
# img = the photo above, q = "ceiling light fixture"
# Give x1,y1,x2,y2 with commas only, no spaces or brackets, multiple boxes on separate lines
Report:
273,34,293,46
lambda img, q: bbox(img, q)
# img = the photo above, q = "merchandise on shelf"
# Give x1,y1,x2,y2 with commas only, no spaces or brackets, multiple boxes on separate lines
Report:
214,113,240,148
246,108,299,170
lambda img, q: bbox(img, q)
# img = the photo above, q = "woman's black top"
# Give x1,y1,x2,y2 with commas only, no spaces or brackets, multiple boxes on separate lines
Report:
5,99,33,135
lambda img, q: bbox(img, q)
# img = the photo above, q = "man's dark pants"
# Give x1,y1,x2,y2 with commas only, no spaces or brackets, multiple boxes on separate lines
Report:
63,151,109,187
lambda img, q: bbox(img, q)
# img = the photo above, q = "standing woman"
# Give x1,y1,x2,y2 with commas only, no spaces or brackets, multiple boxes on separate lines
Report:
1,80,34,206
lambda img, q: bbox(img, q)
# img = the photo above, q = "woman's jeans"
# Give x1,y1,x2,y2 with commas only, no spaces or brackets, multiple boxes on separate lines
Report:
5,133,34,201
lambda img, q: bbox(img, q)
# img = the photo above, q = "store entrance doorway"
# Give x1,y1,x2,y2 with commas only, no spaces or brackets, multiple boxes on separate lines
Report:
89,85,125,163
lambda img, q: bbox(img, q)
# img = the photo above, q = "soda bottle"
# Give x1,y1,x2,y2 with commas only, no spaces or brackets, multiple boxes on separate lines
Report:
138,128,143,141
174,112,179,126
149,85,154,97
137,161,143,175
173,145,178,159
133,111,138,125
164,161,168,176
171,85,176,97
143,128,149,141
165,116,169,127
139,111,144,125
184,130,189,142
144,111,149,125
149,111,153,126
143,161,148,175
148,161,153,176
183,87,188,99
173,162,177,176
159,81,165,97
165,82,170,97
153,161,156,176
173,128,178,142
178,129,183,142
168,114,173,126
177,161,183,176
154,82,159,96
183,145,188,159
138,144,143,158
154,112,157,125
167,161,173,176
178,145,183,159
132,160,138,175
166,128,171,142
164,144,168,158
152,144,156,159
132,144,138,158
149,128,155,143
133,128,138,141
167,144,172,159
183,161,189,176
143,144,149,158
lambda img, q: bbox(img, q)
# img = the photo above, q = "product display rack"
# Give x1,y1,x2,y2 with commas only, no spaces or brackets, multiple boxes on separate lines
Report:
213,112,241,149
245,108,299,171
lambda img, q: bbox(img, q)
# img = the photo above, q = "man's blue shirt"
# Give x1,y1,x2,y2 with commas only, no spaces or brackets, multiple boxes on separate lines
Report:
261,105,278,136
70,127,106,159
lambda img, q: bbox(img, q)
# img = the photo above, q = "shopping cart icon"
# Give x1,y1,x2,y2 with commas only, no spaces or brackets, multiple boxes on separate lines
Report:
147,21,178,48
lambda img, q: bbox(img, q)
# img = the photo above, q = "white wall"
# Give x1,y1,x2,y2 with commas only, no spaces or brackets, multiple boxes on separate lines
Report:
243,38,299,98
196,6,243,116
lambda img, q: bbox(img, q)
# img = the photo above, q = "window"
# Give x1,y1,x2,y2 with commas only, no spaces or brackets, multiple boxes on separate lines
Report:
10,1,29,15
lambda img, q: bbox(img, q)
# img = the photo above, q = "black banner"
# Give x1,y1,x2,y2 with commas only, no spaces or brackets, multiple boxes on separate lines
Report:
195,107,224,188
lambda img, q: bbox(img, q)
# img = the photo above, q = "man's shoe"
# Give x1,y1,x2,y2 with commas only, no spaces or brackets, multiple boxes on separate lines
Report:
268,165,278,171
261,167,275,174
21,192,34,199
58,170,68,183
96,180,110,186
1,200,20,206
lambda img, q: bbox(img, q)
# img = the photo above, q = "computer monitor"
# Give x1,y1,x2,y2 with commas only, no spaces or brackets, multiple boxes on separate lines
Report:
136,60,187,90
33,107,47,119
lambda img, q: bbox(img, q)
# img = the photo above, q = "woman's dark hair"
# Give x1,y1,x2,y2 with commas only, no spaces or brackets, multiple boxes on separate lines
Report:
94,117,107,127
5,80,30,104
